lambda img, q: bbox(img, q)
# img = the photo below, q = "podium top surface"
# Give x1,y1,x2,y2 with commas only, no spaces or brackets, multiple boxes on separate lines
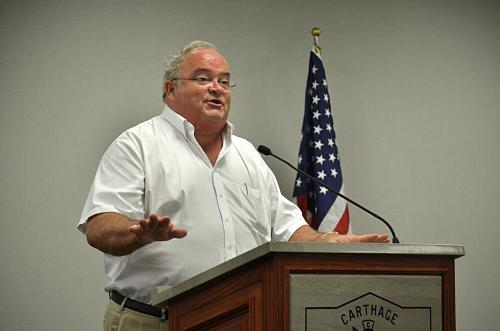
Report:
151,242,464,305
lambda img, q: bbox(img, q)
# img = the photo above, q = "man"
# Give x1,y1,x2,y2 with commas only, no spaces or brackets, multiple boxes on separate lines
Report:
79,41,388,331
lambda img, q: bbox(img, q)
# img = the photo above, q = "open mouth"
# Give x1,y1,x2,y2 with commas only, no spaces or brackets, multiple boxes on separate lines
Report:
205,99,223,107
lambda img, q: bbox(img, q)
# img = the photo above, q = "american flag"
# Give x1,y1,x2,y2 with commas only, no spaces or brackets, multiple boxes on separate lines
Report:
292,49,351,234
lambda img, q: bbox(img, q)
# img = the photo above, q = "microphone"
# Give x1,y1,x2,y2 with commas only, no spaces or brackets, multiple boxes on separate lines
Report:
258,144,400,243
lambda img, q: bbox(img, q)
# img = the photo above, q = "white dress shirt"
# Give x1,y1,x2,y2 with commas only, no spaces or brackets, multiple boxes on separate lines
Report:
79,106,307,303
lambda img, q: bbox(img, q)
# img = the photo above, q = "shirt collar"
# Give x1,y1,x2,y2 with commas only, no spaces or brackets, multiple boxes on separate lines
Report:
161,105,234,143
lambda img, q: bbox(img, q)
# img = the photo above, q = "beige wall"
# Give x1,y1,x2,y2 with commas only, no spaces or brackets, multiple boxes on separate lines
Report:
1,0,499,329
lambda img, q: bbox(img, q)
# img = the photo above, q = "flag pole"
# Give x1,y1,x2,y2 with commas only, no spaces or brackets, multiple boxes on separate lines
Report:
311,27,321,54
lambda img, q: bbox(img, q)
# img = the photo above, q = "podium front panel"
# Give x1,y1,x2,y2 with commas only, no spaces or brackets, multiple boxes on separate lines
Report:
290,274,442,331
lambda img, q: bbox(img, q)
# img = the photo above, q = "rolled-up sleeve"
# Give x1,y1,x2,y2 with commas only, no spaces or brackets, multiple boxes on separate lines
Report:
265,162,308,242
78,132,145,233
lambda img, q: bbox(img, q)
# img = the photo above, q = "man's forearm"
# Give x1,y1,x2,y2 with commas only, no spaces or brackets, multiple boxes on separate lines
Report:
85,212,143,256
288,225,323,242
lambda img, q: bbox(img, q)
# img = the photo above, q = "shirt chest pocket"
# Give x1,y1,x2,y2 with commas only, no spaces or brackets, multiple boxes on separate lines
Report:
238,183,261,199
223,180,270,235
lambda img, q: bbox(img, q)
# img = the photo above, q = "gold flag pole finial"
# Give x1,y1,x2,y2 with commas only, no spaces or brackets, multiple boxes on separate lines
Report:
311,27,321,54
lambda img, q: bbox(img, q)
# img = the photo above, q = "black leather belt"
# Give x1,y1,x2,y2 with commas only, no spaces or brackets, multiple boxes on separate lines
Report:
110,290,167,319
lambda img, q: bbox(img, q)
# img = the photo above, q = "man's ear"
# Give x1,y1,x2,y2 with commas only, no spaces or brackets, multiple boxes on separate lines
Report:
163,80,176,104
164,80,176,97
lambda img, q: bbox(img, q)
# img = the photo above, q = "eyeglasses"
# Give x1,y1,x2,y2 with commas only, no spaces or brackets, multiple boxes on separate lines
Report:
171,74,236,90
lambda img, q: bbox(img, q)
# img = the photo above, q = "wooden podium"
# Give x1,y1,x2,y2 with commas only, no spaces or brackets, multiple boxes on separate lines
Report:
152,242,464,331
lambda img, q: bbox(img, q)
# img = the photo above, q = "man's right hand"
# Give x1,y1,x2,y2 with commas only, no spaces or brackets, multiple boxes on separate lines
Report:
85,212,187,256
129,214,187,246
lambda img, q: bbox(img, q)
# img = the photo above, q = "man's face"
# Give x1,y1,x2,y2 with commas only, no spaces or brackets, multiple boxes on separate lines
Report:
166,48,232,135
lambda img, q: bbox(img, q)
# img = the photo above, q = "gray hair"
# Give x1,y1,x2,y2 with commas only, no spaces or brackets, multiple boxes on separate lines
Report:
163,40,218,83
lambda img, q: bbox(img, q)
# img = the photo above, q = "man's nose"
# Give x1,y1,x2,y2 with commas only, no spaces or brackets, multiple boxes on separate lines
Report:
208,80,224,93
